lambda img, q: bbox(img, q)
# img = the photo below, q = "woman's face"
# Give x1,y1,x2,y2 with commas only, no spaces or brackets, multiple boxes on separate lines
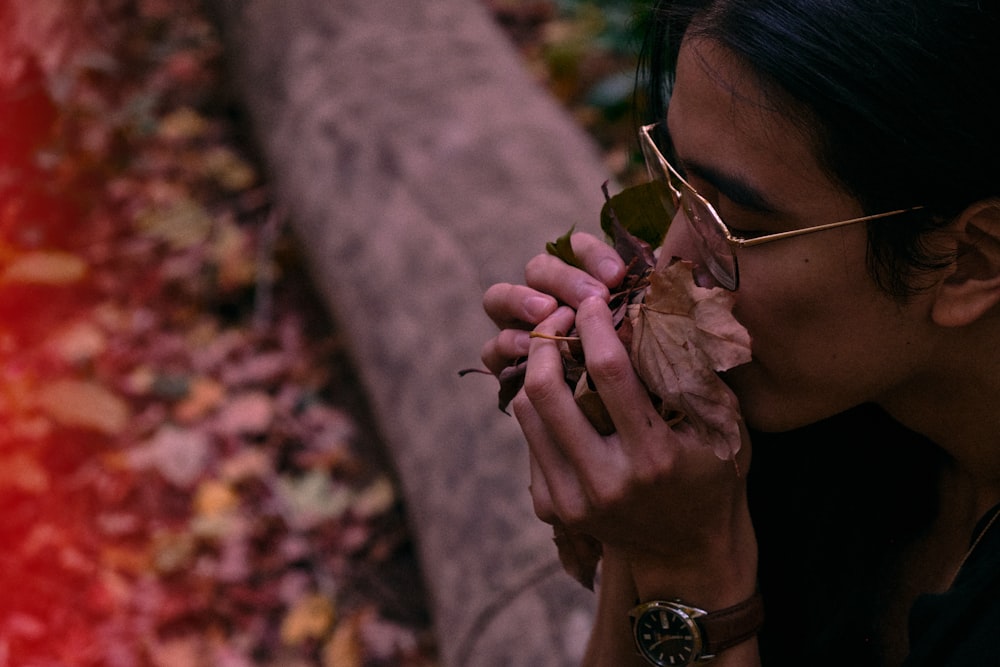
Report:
662,37,944,431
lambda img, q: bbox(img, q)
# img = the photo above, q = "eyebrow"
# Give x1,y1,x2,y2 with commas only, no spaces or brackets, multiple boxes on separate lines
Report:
679,159,781,213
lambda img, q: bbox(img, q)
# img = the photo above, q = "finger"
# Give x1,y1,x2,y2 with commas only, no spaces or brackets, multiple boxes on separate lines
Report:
528,451,558,525
513,386,575,505
483,282,558,330
570,232,627,287
480,329,531,376
575,297,663,441
520,307,609,488
514,305,579,476
524,253,611,309
515,385,588,526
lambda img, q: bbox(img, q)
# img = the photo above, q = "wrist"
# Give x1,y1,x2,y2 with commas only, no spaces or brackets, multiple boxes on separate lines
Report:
626,514,758,609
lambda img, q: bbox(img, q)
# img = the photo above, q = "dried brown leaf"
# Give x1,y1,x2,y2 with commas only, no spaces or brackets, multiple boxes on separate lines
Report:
572,371,614,436
35,378,130,435
552,521,603,590
281,594,336,646
628,260,752,460
2,251,87,285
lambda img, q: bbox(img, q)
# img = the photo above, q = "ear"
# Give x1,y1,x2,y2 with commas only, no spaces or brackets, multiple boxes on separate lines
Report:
932,199,1000,327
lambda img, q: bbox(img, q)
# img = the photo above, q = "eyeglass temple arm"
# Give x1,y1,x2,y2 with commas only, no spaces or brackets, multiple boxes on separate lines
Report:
733,207,924,248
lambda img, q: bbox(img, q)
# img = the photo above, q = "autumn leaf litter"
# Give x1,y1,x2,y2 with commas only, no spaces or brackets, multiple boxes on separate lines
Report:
0,2,435,665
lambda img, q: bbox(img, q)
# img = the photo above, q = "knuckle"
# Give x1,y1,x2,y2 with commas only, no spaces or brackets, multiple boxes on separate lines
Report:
522,371,562,406
583,476,627,515
480,330,513,365
551,495,589,529
480,338,503,375
585,348,632,389
531,494,558,524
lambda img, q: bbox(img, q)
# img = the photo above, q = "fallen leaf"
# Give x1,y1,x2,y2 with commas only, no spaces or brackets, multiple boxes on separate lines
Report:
194,479,240,517
1,250,87,285
149,635,210,667
281,594,336,645
275,470,353,530
218,448,272,481
173,376,224,423
201,145,256,191
46,320,107,363
214,391,274,436
130,425,212,488
322,612,364,667
151,529,196,574
212,216,256,289
357,609,420,662
157,106,209,141
135,197,213,249
351,476,397,520
101,544,151,576
35,378,130,435
0,452,50,493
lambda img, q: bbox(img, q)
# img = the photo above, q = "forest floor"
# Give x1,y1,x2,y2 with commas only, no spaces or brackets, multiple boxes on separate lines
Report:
0,1,637,665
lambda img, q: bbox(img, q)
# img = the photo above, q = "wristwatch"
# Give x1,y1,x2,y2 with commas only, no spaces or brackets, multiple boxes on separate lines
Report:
629,593,764,665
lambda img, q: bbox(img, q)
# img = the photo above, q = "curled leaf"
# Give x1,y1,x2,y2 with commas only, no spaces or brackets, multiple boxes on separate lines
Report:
599,179,672,248
628,259,752,460
545,225,583,269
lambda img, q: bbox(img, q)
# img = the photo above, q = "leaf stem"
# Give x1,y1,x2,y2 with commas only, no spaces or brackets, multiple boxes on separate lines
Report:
529,332,581,342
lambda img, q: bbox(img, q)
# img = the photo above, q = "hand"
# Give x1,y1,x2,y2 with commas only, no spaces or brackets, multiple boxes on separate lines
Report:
480,233,625,376
515,297,756,601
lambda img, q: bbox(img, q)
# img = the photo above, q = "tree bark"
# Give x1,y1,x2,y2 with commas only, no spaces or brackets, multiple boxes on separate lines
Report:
204,1,613,664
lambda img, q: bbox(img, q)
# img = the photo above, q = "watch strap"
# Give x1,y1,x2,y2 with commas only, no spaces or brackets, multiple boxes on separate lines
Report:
699,592,765,655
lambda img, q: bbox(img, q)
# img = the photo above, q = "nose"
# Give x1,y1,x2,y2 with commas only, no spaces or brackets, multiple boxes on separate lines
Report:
659,211,718,287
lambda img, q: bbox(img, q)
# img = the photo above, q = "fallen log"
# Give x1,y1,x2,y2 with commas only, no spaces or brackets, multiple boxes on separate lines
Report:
204,1,614,664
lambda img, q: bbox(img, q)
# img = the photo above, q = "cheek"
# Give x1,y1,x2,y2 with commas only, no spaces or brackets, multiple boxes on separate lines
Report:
735,231,873,338
725,240,882,427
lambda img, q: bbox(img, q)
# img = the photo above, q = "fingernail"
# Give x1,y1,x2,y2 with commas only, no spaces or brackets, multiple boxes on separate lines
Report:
526,296,554,320
598,258,622,284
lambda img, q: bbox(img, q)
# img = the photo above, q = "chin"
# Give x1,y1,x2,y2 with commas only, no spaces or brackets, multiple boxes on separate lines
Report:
724,366,844,434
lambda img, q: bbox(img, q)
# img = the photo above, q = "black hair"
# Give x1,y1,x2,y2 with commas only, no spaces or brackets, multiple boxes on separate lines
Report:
638,0,1000,297
634,3,1000,663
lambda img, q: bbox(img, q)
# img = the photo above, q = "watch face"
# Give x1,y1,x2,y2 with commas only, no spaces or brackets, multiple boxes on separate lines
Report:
633,603,701,666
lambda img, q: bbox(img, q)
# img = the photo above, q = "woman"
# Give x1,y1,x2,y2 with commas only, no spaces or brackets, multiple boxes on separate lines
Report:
480,1,1000,665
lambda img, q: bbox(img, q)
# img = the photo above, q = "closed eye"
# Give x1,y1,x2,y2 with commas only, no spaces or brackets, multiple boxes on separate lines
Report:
679,159,779,215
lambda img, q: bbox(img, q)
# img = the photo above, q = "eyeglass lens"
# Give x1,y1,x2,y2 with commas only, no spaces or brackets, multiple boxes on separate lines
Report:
641,127,738,289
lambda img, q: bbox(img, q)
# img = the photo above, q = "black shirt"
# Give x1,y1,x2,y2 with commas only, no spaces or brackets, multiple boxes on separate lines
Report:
749,404,944,666
903,503,1000,666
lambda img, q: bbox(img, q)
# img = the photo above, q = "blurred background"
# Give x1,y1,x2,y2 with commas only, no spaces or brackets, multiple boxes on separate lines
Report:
0,1,644,665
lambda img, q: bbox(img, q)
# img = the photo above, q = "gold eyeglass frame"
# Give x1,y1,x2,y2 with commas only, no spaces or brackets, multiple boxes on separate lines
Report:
639,122,924,290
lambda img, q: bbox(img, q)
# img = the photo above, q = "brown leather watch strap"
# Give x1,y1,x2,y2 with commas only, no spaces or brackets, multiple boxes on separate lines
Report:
699,592,765,655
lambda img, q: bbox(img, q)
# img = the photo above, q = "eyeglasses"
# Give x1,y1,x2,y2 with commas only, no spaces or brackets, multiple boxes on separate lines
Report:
638,123,924,290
